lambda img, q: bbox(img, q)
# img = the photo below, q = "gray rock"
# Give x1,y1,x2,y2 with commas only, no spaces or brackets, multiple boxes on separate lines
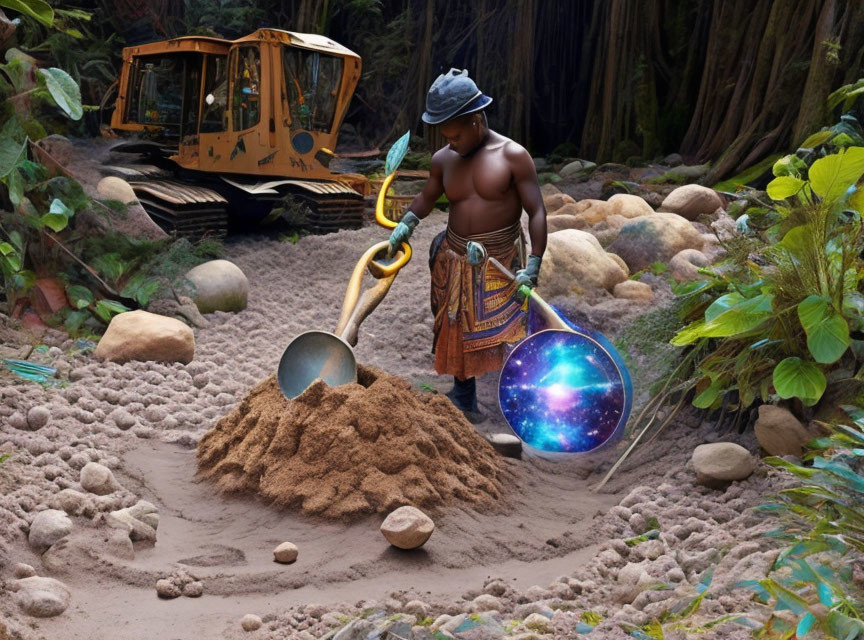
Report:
126,500,160,530
156,579,181,599
105,508,157,543
13,563,36,578
403,599,430,618
692,442,754,487
185,260,249,314
663,153,683,166
27,406,51,430
79,462,120,495
488,433,522,458
273,541,299,564
183,581,204,597
380,506,435,549
28,509,73,552
470,593,502,612
50,489,89,516
240,614,262,631
12,576,71,617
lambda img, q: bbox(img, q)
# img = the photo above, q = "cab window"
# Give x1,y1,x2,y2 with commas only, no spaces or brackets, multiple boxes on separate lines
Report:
231,46,261,131
282,47,343,132
200,54,228,133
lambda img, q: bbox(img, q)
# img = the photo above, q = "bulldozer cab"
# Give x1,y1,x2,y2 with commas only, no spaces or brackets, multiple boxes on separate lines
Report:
111,29,362,181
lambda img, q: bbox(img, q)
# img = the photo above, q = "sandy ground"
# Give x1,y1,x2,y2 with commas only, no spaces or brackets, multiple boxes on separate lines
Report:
0,202,778,639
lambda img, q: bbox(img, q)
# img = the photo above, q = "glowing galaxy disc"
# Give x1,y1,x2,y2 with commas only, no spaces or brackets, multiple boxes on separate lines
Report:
498,328,631,453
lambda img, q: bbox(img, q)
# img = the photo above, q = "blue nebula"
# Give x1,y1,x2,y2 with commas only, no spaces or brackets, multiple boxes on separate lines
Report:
498,322,631,453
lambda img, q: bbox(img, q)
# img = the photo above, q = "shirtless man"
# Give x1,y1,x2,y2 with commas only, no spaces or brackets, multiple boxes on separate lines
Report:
388,68,547,419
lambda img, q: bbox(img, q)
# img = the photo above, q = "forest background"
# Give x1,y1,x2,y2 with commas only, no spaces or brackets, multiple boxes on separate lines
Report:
12,0,864,185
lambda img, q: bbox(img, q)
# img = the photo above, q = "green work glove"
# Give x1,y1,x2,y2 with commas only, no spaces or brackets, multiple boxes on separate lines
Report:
387,211,420,257
515,254,542,301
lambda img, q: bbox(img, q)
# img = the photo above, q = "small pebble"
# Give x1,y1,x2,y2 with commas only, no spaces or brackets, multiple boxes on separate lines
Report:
273,541,299,564
241,614,262,631
156,579,181,599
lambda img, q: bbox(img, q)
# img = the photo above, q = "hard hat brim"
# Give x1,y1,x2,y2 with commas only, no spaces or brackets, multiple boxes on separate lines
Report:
422,94,493,125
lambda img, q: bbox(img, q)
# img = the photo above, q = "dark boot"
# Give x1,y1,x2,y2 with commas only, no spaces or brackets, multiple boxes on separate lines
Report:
446,376,485,423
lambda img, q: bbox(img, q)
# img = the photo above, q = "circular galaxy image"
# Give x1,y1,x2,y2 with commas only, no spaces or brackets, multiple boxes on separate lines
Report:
498,329,630,453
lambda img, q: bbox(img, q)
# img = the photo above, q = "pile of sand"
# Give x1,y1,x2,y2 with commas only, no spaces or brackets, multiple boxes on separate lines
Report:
196,365,503,520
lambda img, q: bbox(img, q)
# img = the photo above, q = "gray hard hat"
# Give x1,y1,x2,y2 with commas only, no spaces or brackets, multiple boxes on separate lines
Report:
421,68,493,125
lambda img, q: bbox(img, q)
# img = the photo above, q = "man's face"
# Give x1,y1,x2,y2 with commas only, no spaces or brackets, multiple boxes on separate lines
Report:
439,115,476,157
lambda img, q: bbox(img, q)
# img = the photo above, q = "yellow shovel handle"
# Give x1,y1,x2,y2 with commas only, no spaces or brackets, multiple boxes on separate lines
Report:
375,173,398,229
334,240,411,336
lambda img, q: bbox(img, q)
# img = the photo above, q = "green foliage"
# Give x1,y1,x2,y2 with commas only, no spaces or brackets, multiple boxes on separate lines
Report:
736,412,864,638
0,452,10,465
666,122,864,411
0,0,53,27
183,0,264,39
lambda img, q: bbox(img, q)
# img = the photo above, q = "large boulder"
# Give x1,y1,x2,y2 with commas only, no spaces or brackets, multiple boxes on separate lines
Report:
607,213,704,272
538,230,628,297
380,506,435,549
184,259,249,314
12,576,71,617
547,215,585,233
95,177,169,240
660,184,723,221
691,443,754,487
607,194,654,218
542,192,576,214
28,510,72,552
571,199,613,224
754,405,813,456
94,310,194,364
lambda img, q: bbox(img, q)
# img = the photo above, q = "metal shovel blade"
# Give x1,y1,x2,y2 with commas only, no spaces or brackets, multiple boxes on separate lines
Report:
277,330,357,400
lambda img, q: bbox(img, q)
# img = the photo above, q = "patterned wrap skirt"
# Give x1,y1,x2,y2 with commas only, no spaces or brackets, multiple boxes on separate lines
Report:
429,221,527,379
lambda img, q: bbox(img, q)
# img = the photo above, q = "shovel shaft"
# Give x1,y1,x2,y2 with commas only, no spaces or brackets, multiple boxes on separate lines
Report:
486,257,571,332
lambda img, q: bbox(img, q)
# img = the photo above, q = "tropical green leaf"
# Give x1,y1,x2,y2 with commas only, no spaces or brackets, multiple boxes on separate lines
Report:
0,0,53,27
65,285,93,309
693,380,722,409
797,612,816,637
850,188,864,213
765,456,816,478
779,225,811,256
94,299,129,323
0,136,27,178
0,242,13,256
39,198,74,232
798,295,850,364
385,130,411,176
694,293,773,340
772,358,826,405
38,68,83,120
799,130,835,150
808,147,864,204
6,167,23,206
767,176,806,201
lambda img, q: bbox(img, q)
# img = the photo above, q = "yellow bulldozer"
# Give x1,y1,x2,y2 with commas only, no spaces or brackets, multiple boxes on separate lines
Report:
107,28,371,238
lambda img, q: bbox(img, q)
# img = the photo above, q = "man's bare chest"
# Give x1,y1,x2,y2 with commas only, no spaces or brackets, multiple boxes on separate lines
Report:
442,153,514,202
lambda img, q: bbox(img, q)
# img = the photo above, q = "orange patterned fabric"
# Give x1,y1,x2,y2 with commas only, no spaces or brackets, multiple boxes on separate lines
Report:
430,224,526,379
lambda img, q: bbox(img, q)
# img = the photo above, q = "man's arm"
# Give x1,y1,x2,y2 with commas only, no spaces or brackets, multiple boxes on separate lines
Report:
508,144,547,257
386,151,445,256
407,151,445,219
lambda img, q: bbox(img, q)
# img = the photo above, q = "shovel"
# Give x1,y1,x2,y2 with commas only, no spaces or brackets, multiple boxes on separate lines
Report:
277,130,416,400
276,240,411,399
476,245,632,454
